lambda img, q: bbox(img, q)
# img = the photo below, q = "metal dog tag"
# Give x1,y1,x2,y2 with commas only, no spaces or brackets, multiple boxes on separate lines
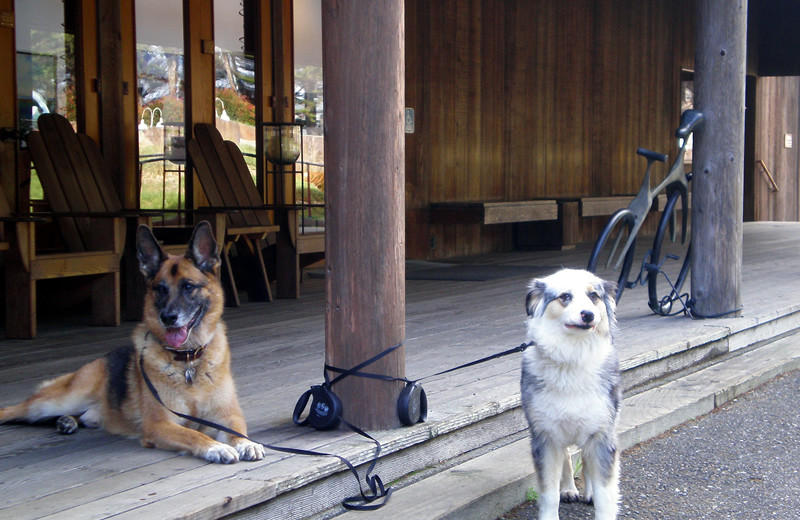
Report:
185,366,196,384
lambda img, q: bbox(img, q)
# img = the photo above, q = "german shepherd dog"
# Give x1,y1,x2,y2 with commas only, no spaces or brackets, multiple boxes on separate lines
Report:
521,269,621,520
0,221,265,464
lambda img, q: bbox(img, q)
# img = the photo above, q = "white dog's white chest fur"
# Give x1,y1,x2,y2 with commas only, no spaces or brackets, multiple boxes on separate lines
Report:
522,348,616,446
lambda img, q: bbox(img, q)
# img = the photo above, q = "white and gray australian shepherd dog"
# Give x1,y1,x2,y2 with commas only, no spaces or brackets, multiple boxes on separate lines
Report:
521,268,622,520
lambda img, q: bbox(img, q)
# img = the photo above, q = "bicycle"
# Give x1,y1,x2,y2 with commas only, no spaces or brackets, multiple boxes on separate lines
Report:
587,109,704,315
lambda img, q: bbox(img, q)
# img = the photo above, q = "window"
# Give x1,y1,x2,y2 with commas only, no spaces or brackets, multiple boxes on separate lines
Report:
294,0,324,229
214,0,258,182
681,69,694,164
135,0,185,216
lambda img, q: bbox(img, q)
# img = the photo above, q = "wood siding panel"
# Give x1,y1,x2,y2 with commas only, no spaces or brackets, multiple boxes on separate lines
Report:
404,0,430,257
552,0,592,199
406,0,695,259
754,76,800,222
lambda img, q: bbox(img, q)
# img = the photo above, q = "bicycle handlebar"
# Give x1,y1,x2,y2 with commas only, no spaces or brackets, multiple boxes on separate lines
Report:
637,148,668,163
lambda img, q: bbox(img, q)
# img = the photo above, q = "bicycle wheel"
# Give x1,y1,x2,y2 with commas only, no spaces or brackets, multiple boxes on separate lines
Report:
587,208,637,302
647,189,691,315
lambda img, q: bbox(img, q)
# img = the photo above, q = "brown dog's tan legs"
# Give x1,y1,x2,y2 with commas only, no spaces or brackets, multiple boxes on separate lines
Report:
212,405,265,461
141,414,264,463
141,419,243,463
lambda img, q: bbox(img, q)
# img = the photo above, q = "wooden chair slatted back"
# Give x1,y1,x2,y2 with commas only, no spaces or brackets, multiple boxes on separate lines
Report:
27,113,121,252
0,180,12,218
77,133,122,213
0,182,11,245
189,123,270,228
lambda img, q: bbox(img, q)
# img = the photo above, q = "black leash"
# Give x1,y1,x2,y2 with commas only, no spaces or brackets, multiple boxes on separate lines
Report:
138,353,392,511
646,261,742,319
324,341,533,386
325,342,405,386
321,341,532,427
139,340,532,511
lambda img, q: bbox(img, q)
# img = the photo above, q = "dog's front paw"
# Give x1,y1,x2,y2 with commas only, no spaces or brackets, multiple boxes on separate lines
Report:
560,489,581,503
204,443,240,464
56,415,78,435
235,440,265,461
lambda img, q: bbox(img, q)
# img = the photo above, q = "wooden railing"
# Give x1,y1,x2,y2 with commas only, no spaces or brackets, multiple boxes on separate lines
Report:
757,160,779,192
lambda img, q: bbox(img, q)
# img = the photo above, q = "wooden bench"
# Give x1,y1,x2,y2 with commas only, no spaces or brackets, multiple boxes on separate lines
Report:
429,200,558,225
558,194,681,249
580,194,669,218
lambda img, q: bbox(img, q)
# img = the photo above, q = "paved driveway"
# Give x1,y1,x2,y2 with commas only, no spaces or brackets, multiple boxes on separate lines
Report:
500,368,800,520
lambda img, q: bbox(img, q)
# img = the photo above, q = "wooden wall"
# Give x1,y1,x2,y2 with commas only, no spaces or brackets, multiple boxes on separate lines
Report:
405,0,695,259
753,76,800,221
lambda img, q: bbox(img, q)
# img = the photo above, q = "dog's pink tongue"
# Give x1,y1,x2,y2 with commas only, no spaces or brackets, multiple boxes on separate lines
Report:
165,326,189,348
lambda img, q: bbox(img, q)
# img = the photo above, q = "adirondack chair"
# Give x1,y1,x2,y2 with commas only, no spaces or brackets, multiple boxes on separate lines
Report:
6,113,125,338
0,187,11,255
187,123,280,306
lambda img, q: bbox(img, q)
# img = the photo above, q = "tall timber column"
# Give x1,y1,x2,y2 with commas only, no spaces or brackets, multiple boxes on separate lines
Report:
691,0,747,318
323,0,406,429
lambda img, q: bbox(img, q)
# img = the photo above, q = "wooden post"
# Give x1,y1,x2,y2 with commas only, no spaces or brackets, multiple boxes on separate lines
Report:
97,0,125,199
184,0,215,211
0,0,16,207
271,0,302,300
691,0,747,318
323,0,406,430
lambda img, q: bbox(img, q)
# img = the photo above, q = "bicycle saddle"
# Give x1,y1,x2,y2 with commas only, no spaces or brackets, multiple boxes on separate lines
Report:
676,109,704,140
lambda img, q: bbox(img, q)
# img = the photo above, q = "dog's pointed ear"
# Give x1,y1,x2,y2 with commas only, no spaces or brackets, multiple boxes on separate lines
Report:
601,280,618,326
602,280,619,304
186,221,220,274
526,279,548,317
137,225,167,280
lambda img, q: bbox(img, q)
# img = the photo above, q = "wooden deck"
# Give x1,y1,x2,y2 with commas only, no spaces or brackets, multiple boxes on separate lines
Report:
2,222,800,520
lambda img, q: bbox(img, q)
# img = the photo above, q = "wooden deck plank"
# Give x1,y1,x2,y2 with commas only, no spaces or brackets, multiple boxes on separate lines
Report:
2,222,800,519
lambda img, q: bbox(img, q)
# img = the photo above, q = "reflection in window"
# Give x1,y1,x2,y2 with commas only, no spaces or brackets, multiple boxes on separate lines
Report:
136,0,185,217
214,0,257,181
681,70,694,164
16,0,76,202
294,0,324,231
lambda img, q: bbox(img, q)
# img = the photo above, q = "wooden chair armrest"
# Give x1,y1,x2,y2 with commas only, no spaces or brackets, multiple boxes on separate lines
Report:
226,225,281,236
30,211,133,219
198,204,323,212
0,215,46,223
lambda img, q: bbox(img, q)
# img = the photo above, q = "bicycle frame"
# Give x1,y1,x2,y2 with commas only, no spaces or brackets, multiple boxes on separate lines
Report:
611,109,704,269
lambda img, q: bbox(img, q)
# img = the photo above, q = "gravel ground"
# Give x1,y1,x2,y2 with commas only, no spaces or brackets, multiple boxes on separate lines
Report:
498,369,800,520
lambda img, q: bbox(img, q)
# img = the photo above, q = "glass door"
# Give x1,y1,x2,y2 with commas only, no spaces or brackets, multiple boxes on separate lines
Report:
293,0,324,234
135,0,185,221
14,0,79,208
214,0,257,183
